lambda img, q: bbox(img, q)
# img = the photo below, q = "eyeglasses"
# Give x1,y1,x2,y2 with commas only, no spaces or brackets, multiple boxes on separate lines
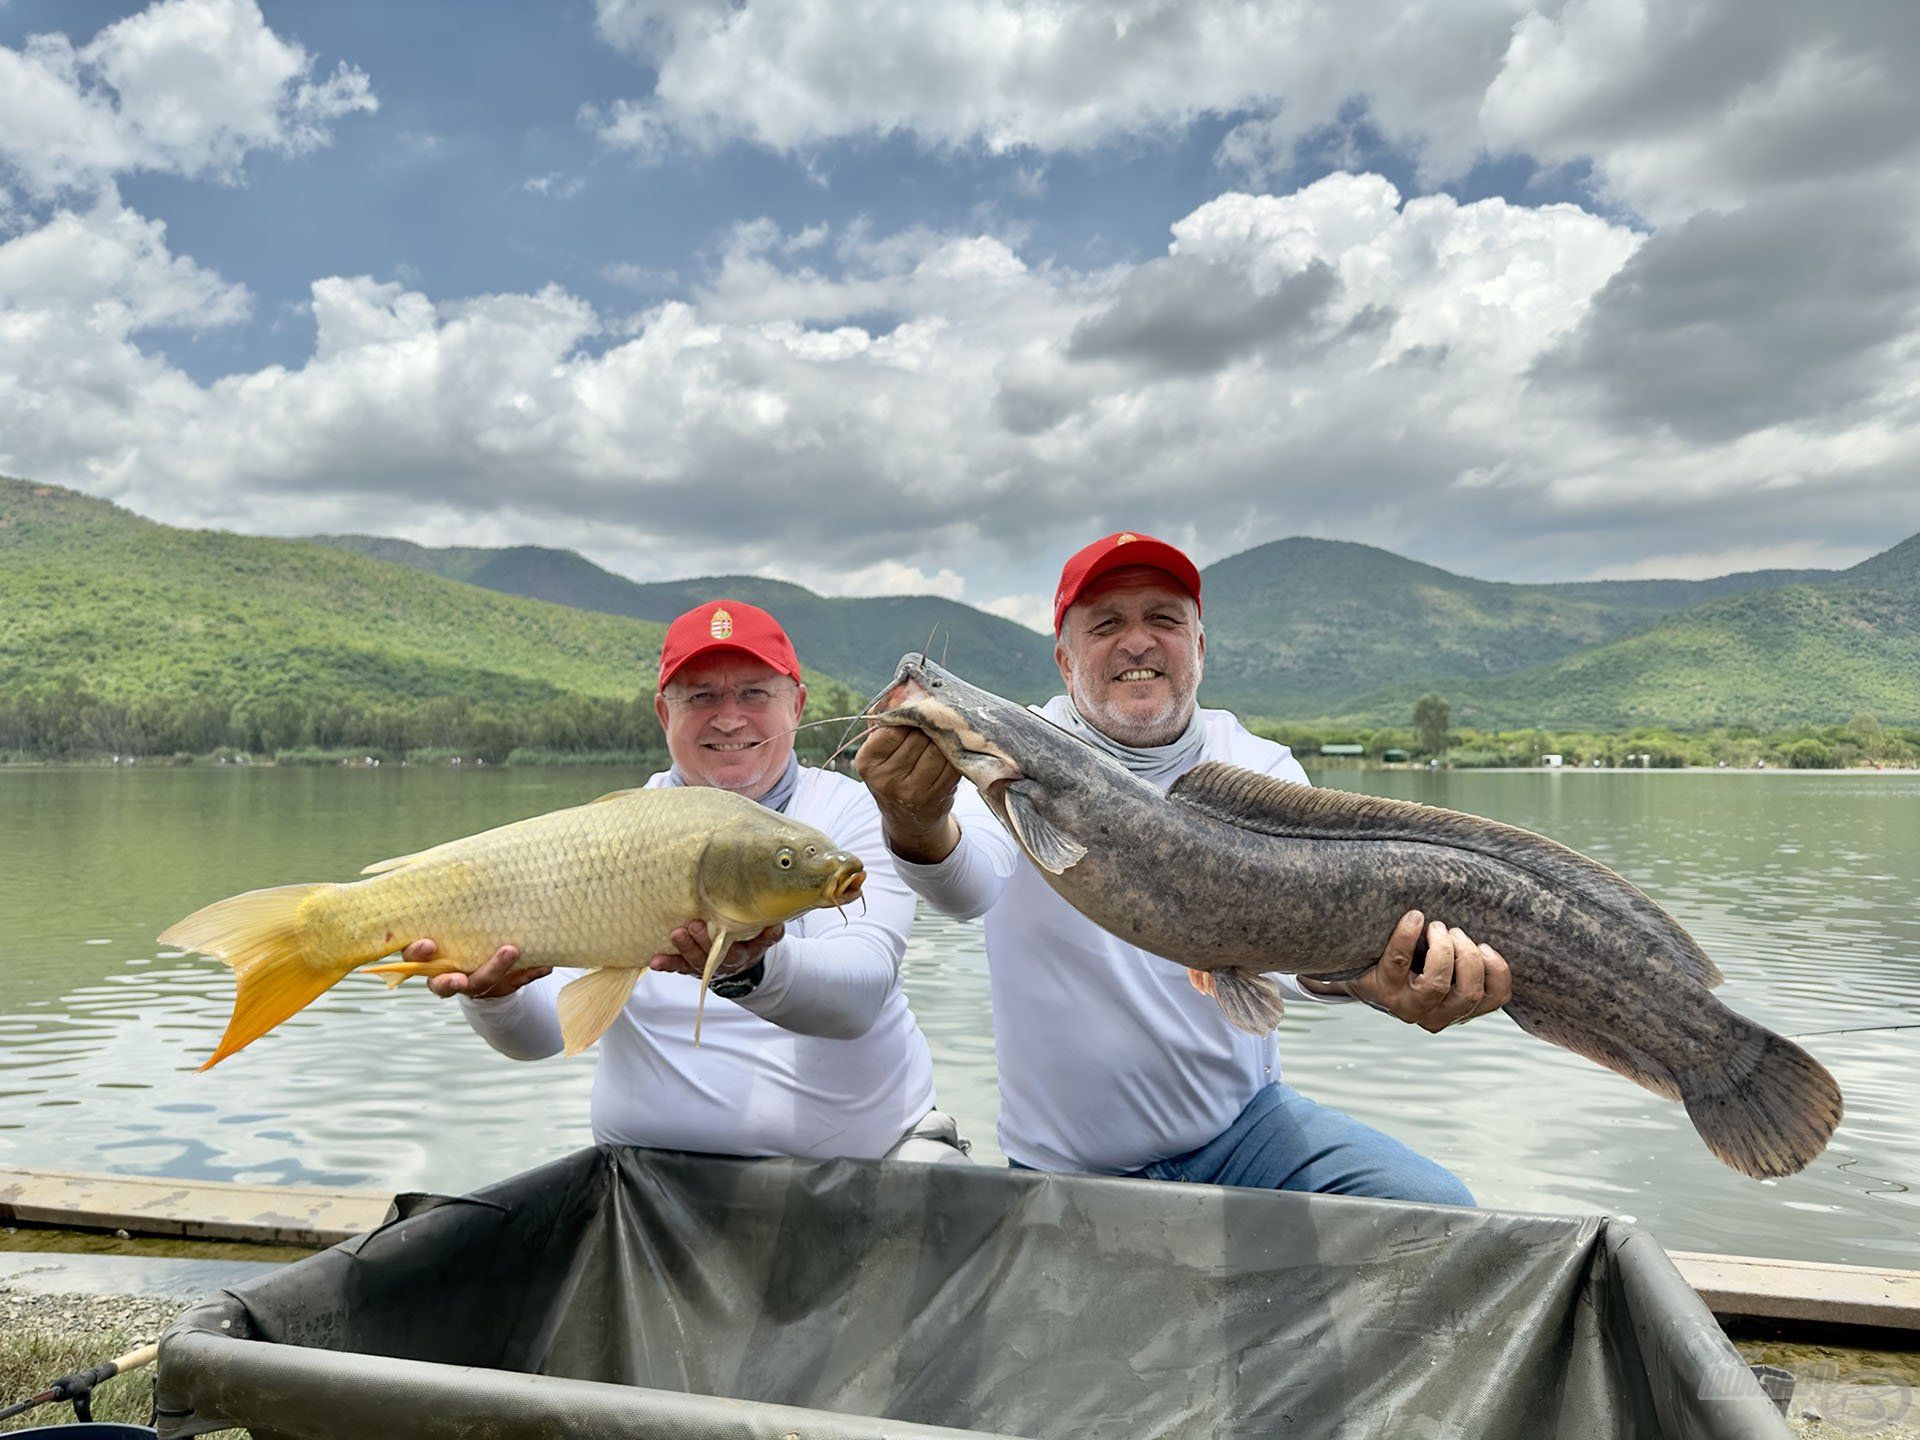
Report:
665,682,798,712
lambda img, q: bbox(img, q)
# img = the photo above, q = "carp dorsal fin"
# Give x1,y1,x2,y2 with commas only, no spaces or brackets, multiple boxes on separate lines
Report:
361,841,460,875
360,851,423,876
1003,783,1088,874
1168,762,1725,989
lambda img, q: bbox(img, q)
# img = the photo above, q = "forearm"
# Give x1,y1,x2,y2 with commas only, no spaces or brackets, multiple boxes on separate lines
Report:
733,928,902,1040
458,971,567,1059
891,782,1017,919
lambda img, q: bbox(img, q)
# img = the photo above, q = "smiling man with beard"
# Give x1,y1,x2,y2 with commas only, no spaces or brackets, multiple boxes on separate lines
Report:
858,533,1507,1200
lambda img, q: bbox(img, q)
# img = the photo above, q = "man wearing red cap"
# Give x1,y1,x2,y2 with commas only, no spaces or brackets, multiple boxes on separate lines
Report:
410,599,964,1163
859,534,1508,1199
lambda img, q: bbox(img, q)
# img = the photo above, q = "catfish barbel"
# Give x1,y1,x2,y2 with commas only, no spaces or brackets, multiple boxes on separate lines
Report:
160,786,865,1068
870,654,1842,1179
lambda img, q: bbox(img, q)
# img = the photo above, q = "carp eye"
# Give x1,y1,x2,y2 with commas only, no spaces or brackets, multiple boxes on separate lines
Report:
777,849,794,869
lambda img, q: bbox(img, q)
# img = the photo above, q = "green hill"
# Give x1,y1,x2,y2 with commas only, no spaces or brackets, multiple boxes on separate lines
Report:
317,527,1917,729
14,475,1916,745
313,535,1062,701
1,480,663,705
0,479,851,760
1336,536,1920,729
1198,537,1831,715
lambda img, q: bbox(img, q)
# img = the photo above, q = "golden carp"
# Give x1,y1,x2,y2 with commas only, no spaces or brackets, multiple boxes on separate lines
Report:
159,786,866,1069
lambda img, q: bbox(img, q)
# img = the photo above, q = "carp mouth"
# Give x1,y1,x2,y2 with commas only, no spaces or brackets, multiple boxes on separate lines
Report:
826,860,865,907
872,663,1025,790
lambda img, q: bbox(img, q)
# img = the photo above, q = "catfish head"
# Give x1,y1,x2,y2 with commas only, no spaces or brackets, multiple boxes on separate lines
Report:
869,654,1122,874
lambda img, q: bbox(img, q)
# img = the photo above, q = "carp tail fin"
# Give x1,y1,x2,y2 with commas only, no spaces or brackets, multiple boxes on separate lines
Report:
160,883,353,1070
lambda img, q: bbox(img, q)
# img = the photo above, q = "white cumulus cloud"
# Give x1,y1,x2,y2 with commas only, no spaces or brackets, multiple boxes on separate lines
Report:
9,168,1913,594
0,0,376,195
587,0,1525,169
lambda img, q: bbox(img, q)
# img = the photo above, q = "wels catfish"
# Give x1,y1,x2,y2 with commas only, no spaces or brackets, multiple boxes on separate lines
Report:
870,653,1842,1180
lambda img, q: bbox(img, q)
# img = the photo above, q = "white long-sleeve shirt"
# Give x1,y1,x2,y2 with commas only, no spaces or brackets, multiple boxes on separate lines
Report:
460,766,937,1159
895,701,1355,1175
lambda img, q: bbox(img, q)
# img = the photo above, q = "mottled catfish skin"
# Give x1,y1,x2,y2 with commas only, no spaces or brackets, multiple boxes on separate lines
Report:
872,654,1842,1179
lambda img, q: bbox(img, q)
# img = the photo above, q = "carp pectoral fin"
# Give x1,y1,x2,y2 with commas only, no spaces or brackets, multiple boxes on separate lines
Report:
1004,785,1088,874
360,957,465,990
558,967,641,1056
1210,969,1287,1035
691,927,732,1049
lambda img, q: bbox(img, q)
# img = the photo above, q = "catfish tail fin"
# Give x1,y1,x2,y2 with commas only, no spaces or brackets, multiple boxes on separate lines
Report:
1680,1023,1844,1179
159,883,354,1070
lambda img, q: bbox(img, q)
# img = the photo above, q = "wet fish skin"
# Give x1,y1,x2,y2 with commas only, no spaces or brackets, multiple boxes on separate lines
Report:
159,785,865,1068
871,653,1842,1179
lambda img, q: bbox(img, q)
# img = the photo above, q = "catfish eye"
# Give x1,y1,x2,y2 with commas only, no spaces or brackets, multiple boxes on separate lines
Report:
777,848,794,869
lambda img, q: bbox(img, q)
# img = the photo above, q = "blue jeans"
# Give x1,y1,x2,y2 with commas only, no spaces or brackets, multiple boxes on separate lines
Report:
1018,1083,1474,1207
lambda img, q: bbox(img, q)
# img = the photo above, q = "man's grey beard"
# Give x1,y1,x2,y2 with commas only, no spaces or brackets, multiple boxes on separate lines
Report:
1070,684,1196,747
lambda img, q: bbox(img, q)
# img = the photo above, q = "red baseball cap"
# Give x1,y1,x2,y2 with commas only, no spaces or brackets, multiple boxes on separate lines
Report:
657,599,802,689
1052,531,1203,634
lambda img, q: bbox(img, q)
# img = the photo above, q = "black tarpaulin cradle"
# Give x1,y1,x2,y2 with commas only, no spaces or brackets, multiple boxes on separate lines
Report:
155,1145,1786,1439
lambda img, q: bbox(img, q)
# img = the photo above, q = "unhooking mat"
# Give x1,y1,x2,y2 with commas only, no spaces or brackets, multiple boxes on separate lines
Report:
156,1145,1786,1439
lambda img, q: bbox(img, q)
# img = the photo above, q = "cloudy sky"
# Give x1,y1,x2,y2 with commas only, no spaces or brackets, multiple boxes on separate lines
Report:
3,0,1917,629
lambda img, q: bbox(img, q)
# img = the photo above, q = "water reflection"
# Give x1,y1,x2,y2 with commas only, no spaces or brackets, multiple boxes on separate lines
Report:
0,765,1913,1265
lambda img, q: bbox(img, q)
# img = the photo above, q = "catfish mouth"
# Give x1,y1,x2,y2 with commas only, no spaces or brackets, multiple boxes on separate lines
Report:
873,663,1025,788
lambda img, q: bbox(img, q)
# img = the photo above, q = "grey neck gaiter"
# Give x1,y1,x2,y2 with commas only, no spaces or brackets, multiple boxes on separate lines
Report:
662,752,801,813
1042,694,1207,789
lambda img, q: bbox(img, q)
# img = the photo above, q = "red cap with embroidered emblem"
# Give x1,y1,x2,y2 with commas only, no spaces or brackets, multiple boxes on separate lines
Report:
657,599,802,688
1052,531,1203,634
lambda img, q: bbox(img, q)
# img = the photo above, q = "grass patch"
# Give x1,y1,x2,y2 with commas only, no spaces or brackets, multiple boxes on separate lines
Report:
0,1313,248,1435
1,1323,149,1433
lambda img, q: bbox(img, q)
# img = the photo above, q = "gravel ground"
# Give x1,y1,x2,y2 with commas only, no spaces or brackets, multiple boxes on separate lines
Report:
1,1284,185,1339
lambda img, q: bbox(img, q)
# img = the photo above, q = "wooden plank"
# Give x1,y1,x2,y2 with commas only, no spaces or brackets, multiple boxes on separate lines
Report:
1668,1248,1920,1330
0,1166,392,1247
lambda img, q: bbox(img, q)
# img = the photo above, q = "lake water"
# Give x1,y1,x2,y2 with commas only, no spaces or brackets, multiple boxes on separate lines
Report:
1,766,1914,1268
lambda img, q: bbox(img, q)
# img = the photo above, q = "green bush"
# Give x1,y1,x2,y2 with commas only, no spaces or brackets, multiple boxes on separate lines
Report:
1783,738,1835,769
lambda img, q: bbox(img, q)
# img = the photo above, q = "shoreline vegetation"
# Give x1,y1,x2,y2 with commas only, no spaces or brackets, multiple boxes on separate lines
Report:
0,675,870,772
6,723,1918,774
1250,711,1920,773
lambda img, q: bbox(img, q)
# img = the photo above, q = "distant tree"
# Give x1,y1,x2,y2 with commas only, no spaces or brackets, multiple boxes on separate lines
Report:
1412,693,1451,756
1784,738,1835,770
465,716,517,766
1847,712,1885,759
